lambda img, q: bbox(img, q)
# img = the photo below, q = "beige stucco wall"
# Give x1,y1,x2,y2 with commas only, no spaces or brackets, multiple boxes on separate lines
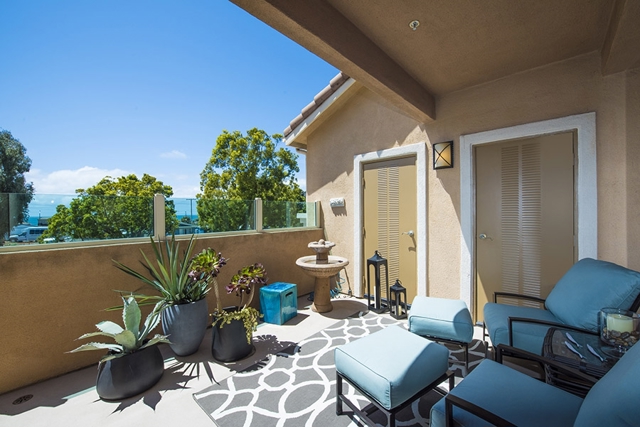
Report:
305,51,638,307
0,229,322,394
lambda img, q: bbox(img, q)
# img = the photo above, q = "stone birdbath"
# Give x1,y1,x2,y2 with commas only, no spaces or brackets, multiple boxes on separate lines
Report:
296,239,349,313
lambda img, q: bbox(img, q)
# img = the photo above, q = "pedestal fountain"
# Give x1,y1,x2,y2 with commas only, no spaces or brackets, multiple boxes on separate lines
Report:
296,239,349,313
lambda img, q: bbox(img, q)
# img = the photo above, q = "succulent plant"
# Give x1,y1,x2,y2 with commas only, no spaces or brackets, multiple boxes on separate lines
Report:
213,263,268,343
69,296,170,363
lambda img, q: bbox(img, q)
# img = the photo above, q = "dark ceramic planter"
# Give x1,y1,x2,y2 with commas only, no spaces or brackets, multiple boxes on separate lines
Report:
96,345,164,401
211,307,255,363
162,298,209,356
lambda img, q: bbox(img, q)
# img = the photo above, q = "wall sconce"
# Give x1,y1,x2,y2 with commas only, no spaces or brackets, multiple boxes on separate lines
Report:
433,141,454,169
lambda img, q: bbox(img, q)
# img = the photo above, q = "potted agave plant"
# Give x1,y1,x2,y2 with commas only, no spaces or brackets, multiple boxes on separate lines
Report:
68,296,170,400
112,234,226,357
211,263,268,362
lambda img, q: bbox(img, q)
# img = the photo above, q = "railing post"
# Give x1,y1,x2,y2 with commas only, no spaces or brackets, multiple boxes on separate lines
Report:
313,201,320,227
255,198,263,232
154,194,166,240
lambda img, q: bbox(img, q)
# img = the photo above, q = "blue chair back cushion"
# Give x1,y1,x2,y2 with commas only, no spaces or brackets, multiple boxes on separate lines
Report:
575,341,640,426
545,258,640,331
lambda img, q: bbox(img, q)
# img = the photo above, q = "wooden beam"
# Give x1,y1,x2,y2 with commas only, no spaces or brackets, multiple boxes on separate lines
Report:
602,0,640,75
230,0,435,122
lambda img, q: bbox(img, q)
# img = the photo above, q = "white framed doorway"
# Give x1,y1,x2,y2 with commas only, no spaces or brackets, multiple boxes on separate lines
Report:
459,112,597,315
354,143,428,298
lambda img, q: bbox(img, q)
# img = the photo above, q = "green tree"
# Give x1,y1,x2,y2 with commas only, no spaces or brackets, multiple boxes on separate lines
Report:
198,128,305,231
0,130,35,244
43,174,178,241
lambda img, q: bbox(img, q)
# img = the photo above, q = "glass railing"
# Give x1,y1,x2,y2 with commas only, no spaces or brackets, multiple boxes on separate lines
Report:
0,193,158,245
262,200,316,229
1,193,318,247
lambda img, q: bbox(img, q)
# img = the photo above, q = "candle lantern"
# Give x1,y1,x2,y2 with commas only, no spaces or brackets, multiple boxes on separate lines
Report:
598,307,640,357
389,279,408,319
366,250,389,313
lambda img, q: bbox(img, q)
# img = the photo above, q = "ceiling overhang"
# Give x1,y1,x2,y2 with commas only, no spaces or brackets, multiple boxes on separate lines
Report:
230,0,436,122
231,0,640,125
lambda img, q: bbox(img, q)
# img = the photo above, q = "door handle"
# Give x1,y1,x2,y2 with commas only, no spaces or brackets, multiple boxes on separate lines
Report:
478,233,493,241
402,230,414,237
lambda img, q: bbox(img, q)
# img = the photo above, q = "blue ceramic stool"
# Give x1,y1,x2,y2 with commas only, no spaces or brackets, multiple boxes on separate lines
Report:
260,282,297,325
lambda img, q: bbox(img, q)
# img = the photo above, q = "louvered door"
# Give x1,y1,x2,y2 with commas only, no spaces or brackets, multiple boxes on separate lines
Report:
474,132,575,322
363,156,417,304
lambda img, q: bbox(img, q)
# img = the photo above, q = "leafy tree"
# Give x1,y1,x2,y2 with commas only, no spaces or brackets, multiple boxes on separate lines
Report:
198,128,305,231
0,130,35,244
43,174,178,241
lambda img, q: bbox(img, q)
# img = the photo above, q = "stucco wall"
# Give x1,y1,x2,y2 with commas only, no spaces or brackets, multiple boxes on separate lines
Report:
626,69,640,270
305,52,637,305
0,229,322,394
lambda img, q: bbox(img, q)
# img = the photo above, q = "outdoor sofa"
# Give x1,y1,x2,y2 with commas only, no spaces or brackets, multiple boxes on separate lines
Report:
430,341,640,427
483,257,640,355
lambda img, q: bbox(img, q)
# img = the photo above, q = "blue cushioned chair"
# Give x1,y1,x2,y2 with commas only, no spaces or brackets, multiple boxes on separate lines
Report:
483,258,640,355
430,341,640,427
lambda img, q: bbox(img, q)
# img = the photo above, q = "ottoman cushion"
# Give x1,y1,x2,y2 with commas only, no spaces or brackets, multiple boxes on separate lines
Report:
335,325,449,410
408,296,474,343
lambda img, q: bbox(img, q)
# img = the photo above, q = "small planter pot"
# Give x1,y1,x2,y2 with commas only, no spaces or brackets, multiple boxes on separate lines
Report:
162,298,209,356
211,307,255,362
96,345,164,401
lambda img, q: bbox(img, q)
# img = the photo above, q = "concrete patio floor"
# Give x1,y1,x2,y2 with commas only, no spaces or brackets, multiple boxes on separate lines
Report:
0,295,372,427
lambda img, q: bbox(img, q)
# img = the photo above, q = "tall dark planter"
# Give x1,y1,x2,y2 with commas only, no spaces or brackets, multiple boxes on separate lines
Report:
211,307,255,362
96,345,164,401
162,298,209,356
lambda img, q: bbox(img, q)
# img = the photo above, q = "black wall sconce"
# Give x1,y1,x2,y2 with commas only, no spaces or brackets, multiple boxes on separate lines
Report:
433,141,454,169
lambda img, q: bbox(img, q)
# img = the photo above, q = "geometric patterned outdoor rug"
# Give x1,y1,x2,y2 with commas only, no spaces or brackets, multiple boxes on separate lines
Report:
193,312,487,427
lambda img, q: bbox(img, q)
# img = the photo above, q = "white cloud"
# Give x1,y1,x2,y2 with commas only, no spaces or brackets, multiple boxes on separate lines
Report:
26,167,132,194
170,184,201,199
160,150,188,159
297,177,306,192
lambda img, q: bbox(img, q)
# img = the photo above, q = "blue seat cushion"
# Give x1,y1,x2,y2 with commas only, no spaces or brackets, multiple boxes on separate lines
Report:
574,339,640,426
546,258,640,331
483,302,559,354
334,325,449,410
430,359,583,427
408,296,474,343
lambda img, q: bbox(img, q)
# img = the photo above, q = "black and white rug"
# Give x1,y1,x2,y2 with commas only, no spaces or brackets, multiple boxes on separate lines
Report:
193,312,487,427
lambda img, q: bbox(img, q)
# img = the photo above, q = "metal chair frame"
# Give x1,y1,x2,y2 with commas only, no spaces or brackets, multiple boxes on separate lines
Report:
336,369,454,427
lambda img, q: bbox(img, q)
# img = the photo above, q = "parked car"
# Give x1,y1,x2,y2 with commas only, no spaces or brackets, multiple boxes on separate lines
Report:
11,226,48,243
8,224,32,241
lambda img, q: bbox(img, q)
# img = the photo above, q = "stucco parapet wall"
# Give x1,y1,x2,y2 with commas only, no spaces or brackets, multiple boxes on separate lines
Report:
283,72,350,138
0,227,323,394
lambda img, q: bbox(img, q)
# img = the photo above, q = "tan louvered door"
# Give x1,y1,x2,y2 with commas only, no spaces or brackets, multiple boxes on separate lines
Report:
475,132,575,322
363,157,417,304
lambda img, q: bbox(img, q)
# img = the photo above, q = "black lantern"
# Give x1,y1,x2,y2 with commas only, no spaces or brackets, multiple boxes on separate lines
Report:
389,279,407,319
366,250,389,313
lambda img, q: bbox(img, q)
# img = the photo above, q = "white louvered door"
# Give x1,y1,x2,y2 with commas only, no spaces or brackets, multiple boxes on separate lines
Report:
363,156,417,304
475,132,575,322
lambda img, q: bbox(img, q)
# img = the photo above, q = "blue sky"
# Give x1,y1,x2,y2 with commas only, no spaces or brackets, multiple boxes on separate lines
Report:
0,0,338,200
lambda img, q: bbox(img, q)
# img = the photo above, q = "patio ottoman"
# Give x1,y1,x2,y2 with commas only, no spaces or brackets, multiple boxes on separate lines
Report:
335,325,453,427
408,296,474,374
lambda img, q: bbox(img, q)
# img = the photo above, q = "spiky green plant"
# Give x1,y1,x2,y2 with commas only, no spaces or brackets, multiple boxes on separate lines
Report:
112,234,206,308
68,296,170,363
